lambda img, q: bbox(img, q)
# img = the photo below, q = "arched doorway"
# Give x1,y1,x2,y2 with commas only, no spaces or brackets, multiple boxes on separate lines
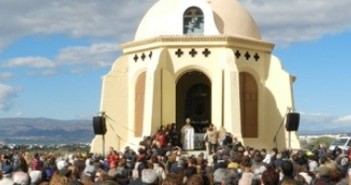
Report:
176,71,211,149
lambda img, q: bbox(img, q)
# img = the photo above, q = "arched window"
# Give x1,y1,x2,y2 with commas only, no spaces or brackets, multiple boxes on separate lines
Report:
239,72,258,138
135,72,146,137
183,7,204,35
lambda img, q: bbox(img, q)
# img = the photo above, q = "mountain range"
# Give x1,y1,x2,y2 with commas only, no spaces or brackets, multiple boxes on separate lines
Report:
0,117,348,145
0,118,94,145
298,116,351,135
298,123,351,135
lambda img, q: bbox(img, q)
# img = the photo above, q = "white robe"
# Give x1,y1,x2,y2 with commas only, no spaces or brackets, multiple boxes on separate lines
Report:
181,125,194,150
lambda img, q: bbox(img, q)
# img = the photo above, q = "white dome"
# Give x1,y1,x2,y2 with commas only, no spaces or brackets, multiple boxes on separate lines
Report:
135,0,261,40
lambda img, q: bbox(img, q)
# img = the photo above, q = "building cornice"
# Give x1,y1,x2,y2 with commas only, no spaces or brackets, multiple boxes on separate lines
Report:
121,35,275,54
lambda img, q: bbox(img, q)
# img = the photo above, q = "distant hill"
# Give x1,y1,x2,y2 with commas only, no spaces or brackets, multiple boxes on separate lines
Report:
298,117,351,135
0,118,94,145
0,116,348,145
299,124,351,135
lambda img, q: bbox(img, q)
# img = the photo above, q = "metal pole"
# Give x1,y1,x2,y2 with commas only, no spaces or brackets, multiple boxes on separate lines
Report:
288,131,291,149
102,134,105,157
160,69,163,127
221,70,224,127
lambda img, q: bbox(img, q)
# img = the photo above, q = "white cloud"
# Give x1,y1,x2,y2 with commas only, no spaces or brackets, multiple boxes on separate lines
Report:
0,0,156,51
54,42,121,73
26,69,57,77
75,113,95,120
0,0,348,49
333,115,351,124
241,0,351,46
301,112,351,125
0,72,13,80
3,57,55,69
1,0,351,75
14,112,23,117
298,112,351,134
1,42,120,76
300,112,333,123
0,84,18,111
56,43,120,68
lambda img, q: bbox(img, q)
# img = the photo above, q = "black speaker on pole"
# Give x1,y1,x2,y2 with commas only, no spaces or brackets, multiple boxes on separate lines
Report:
285,112,300,131
93,116,107,135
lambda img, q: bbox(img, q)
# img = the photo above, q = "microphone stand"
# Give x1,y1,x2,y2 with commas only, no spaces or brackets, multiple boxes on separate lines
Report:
100,112,106,157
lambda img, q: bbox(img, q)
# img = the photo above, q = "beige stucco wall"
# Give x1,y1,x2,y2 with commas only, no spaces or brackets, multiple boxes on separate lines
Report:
222,49,241,137
91,36,300,153
91,56,131,154
264,55,300,149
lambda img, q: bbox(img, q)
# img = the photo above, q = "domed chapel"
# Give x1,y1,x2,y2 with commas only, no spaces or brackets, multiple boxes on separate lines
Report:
91,0,300,153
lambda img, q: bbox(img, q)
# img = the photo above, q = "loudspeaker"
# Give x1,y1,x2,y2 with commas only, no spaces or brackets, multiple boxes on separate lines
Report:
93,116,106,135
286,112,300,131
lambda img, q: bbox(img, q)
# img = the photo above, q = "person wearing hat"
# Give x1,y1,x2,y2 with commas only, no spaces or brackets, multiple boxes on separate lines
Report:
0,164,13,185
314,165,332,185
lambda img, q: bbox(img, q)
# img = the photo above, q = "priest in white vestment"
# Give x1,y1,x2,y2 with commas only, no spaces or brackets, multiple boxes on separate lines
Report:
181,118,194,150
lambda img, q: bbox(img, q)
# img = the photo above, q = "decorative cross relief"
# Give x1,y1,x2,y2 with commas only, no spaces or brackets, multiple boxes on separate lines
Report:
202,48,211,57
254,53,260,61
134,54,139,62
235,50,241,59
189,48,198,57
141,53,146,61
245,51,251,60
235,50,260,62
175,49,184,58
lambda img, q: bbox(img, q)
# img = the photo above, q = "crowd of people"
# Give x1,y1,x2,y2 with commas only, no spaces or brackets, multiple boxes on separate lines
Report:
0,123,350,185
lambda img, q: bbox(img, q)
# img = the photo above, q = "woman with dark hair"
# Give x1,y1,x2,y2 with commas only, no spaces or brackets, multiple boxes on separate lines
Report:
107,160,119,179
186,174,212,185
162,173,182,185
32,153,41,171
49,171,70,185
261,167,279,185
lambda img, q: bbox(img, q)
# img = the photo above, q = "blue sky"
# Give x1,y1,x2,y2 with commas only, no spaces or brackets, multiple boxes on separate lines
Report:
0,0,350,130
